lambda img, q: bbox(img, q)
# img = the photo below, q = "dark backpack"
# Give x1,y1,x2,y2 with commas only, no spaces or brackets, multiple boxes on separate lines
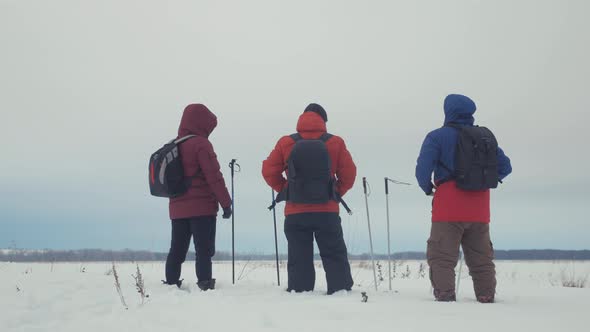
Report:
445,124,499,191
149,135,197,198
287,133,334,204
269,133,351,214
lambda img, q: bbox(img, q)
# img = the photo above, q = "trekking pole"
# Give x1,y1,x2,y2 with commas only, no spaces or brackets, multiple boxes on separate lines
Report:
229,159,240,285
456,250,464,298
385,178,392,291
363,177,378,292
384,177,411,291
271,190,280,286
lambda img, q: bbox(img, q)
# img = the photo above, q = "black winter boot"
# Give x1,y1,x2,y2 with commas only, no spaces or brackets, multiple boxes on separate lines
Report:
197,279,216,291
162,279,183,289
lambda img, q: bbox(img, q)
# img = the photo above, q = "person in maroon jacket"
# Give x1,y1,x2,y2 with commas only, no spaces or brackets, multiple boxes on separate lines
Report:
164,104,232,291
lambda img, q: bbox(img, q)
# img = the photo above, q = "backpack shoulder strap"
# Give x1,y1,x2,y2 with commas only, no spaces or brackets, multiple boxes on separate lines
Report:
319,133,333,142
173,135,197,145
289,133,333,142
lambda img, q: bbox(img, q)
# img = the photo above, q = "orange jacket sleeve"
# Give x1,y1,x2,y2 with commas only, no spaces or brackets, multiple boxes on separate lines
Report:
334,137,357,197
262,138,288,193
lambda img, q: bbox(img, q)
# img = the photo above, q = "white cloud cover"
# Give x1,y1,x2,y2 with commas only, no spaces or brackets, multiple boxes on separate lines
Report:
1,0,589,252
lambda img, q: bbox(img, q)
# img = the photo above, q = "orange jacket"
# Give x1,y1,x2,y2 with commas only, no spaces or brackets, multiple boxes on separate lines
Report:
262,112,357,216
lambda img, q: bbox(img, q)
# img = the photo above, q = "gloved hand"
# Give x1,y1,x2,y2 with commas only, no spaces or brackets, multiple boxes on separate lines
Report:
222,206,232,219
426,190,434,196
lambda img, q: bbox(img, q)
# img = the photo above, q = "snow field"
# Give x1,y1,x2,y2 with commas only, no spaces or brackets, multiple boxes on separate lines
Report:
1,260,589,332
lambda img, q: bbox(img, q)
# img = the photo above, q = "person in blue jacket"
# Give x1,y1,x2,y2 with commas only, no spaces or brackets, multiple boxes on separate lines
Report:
415,94,512,303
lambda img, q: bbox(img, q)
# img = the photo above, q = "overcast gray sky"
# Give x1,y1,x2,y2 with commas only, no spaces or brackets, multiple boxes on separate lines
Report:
1,0,589,254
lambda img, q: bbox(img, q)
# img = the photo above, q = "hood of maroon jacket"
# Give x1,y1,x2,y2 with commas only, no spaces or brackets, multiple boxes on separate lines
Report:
169,104,231,220
178,104,218,138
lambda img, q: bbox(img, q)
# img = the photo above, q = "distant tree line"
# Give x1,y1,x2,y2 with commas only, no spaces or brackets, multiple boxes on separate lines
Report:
1,249,589,262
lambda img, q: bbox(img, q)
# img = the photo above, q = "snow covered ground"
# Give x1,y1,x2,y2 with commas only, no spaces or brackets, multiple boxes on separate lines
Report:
1,260,588,332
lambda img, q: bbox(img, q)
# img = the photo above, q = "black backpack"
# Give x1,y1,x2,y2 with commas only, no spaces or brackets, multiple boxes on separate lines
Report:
149,135,197,198
287,133,334,204
269,133,351,214
444,124,499,191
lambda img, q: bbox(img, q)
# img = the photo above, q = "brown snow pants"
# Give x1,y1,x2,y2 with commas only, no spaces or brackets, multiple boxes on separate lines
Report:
426,222,496,299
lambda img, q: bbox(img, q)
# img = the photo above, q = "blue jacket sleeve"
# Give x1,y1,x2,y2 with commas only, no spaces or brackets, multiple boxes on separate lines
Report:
416,133,440,194
497,146,512,180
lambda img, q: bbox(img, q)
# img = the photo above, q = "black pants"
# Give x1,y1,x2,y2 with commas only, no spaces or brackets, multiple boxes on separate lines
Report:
284,212,353,294
165,216,216,283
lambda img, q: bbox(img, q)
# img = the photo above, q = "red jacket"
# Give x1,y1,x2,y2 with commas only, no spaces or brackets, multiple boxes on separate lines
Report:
262,112,357,216
432,181,490,223
169,104,232,220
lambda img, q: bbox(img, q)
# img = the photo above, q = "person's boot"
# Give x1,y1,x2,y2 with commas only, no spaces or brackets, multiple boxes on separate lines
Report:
434,289,456,302
327,287,352,295
477,295,495,303
162,279,183,289
197,279,216,291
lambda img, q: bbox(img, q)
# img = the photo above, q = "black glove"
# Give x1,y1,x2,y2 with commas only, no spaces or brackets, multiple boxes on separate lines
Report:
222,206,232,219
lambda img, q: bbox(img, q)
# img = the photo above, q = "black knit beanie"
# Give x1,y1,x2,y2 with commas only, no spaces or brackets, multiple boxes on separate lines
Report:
303,103,328,122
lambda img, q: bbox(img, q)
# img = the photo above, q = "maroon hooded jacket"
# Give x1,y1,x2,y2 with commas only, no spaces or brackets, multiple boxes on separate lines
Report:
169,104,232,220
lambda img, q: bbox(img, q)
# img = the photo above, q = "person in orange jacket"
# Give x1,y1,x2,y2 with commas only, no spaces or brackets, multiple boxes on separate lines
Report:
262,104,357,294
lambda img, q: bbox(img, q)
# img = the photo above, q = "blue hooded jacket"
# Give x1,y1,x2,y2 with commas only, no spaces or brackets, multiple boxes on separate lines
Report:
415,94,512,194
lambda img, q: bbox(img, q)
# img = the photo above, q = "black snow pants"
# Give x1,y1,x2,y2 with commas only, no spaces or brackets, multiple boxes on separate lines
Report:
165,216,216,283
284,212,353,294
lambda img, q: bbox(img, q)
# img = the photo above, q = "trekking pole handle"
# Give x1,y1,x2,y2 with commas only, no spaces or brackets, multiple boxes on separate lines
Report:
363,177,368,195
229,159,240,176
385,177,389,195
